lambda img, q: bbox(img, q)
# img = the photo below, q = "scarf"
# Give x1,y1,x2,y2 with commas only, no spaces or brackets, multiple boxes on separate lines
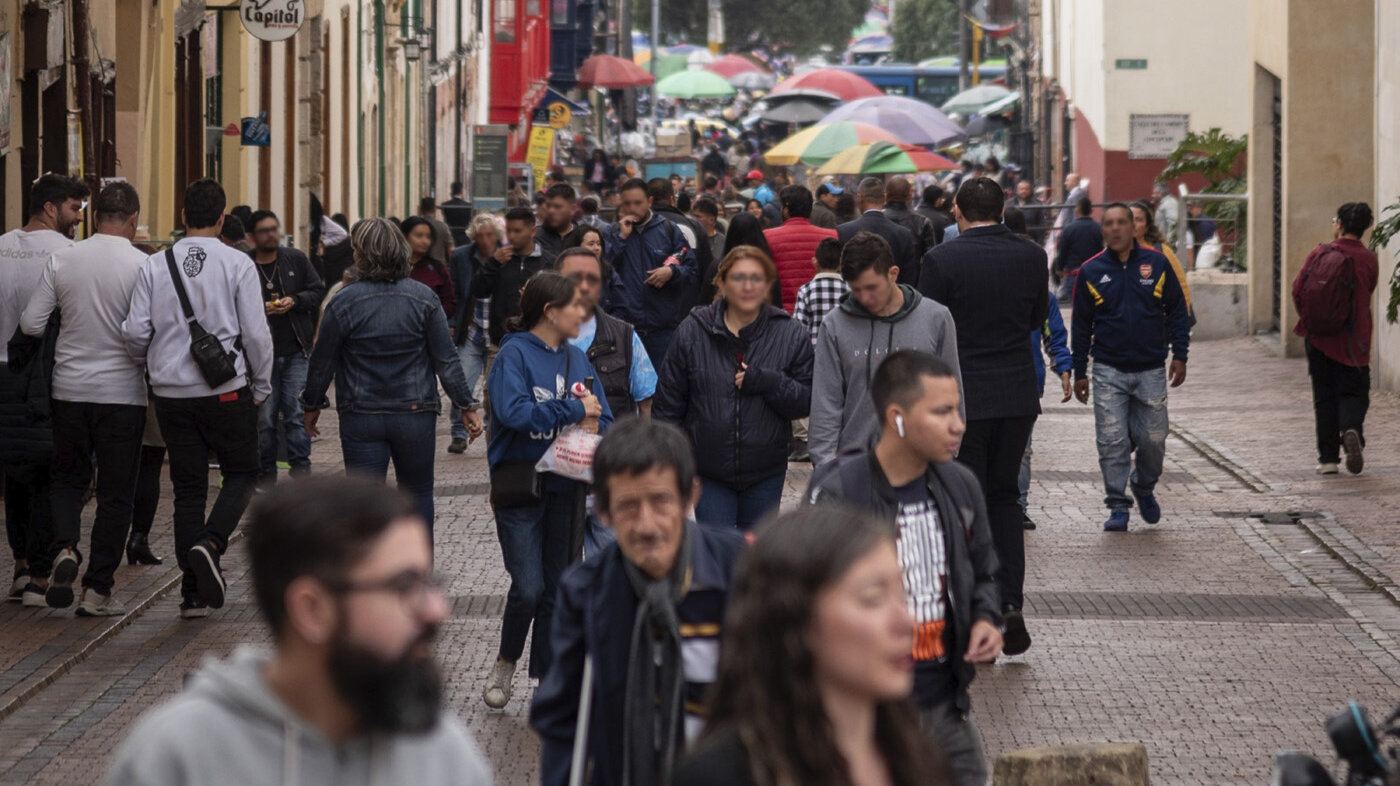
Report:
620,523,693,786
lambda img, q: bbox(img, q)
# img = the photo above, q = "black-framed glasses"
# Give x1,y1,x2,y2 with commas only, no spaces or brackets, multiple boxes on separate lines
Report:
323,571,446,615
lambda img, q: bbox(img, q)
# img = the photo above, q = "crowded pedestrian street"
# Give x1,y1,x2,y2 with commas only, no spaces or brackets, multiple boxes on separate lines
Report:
0,335,1395,785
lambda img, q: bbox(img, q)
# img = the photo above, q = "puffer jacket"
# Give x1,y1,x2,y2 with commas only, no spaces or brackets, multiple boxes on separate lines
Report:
1,320,58,463
764,217,837,313
653,300,813,490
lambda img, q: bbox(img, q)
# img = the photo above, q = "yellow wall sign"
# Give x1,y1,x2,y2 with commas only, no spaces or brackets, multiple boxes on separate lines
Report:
526,126,556,185
546,101,573,130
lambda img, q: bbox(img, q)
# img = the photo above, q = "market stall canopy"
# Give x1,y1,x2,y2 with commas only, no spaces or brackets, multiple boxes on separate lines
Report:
815,141,958,175
655,69,738,99
577,54,656,89
770,68,883,102
820,95,966,148
764,121,903,166
705,54,765,80
940,84,1014,117
976,90,1022,117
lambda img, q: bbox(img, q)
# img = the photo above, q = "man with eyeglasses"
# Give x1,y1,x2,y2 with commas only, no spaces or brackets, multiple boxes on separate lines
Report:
558,246,656,419
247,210,325,486
106,476,494,785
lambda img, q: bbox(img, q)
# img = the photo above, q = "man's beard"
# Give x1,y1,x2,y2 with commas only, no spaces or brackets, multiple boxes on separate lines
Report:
327,623,444,735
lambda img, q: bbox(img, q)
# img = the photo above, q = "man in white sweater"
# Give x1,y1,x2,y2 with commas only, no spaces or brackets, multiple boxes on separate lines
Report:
21,182,150,616
0,173,87,606
122,179,273,619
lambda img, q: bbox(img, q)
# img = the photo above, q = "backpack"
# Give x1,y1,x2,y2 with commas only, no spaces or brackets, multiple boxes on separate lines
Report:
1293,243,1356,336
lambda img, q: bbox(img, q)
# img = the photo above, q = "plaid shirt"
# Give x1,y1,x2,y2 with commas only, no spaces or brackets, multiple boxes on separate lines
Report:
468,296,492,346
793,272,848,345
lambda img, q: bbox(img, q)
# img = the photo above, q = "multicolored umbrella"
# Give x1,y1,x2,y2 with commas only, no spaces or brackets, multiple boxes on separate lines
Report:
577,54,656,89
764,121,904,166
704,54,764,80
770,68,883,102
815,142,958,175
820,95,966,148
655,69,737,99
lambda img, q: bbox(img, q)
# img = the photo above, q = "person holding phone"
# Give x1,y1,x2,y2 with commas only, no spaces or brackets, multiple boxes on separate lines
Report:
604,178,698,366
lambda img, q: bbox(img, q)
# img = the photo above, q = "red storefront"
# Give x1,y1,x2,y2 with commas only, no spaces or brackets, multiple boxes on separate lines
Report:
490,0,551,161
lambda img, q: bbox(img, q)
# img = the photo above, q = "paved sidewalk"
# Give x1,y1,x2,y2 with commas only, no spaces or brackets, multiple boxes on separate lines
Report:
0,335,1398,785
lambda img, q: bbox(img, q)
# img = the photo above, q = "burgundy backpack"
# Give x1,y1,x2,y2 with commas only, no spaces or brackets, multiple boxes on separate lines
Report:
1293,243,1356,336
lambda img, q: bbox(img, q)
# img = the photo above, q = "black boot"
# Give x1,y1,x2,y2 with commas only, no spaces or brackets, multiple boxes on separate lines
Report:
126,532,163,566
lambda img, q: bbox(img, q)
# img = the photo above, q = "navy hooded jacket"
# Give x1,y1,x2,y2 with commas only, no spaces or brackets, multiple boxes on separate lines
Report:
603,212,697,332
1071,242,1190,379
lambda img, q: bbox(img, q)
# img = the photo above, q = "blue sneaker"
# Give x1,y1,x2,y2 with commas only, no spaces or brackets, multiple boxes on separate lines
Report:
1134,492,1161,524
1103,511,1130,532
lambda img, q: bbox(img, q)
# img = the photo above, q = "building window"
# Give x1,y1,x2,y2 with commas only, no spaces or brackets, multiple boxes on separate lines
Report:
552,0,569,27
495,0,515,42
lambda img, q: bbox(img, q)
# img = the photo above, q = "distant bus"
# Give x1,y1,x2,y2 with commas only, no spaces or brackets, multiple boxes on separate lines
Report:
835,61,1008,108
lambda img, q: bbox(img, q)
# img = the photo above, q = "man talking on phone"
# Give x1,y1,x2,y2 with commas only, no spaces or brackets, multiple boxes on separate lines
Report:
604,178,697,365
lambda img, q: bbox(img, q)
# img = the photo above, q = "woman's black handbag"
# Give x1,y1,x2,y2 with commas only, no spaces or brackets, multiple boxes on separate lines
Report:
489,461,543,509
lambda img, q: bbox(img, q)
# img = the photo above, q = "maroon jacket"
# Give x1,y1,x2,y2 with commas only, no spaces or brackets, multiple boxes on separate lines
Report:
410,257,456,319
1292,237,1377,367
764,217,837,313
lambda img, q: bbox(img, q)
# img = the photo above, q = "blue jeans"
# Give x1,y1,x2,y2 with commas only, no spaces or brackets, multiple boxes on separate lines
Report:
339,411,438,537
494,486,578,678
257,354,311,480
448,341,487,440
694,474,785,531
1092,364,1169,511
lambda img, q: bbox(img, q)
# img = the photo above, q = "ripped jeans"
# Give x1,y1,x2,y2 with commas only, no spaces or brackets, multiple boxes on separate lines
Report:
1091,363,1169,512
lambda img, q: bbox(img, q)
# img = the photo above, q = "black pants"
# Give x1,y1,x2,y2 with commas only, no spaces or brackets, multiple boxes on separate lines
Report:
132,445,166,537
153,390,258,598
50,401,146,595
957,414,1037,610
1306,343,1370,464
4,462,53,577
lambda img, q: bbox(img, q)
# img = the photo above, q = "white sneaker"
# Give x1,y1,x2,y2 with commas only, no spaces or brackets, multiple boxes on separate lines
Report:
9,572,29,601
20,583,47,607
482,658,516,709
76,590,126,617
1316,463,1340,475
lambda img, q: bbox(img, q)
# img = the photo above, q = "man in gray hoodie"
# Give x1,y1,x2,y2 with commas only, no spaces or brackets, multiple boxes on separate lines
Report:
810,231,962,466
106,476,494,786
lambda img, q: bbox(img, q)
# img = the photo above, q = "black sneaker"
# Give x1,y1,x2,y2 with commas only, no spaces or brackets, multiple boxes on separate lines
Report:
46,549,80,608
179,597,211,619
1342,429,1364,475
1002,606,1032,656
188,540,226,609
447,437,469,454
1021,512,1037,530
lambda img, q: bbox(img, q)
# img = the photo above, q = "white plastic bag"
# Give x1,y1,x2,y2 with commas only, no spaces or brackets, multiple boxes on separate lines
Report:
535,425,602,483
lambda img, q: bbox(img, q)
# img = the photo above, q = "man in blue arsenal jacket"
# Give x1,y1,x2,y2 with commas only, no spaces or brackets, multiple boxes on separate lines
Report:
1072,203,1190,532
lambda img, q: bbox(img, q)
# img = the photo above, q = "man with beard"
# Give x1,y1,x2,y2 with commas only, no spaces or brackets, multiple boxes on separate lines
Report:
105,476,494,785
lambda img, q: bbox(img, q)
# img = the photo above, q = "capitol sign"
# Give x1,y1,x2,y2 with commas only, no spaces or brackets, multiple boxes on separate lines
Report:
239,0,304,42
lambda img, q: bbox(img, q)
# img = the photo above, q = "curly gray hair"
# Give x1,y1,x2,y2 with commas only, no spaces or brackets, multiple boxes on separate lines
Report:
351,217,412,282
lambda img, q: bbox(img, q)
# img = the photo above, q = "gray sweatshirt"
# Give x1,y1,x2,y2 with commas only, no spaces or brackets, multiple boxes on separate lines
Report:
122,237,274,400
809,284,963,466
20,234,148,406
0,228,72,363
105,646,495,786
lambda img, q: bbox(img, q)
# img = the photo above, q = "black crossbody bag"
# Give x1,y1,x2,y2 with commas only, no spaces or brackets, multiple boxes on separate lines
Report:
164,249,240,388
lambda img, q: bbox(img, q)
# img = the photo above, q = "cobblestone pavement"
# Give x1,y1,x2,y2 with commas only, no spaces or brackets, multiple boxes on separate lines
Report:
1,335,1398,785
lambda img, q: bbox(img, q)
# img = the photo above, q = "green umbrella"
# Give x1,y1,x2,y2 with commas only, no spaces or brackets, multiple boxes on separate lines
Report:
940,84,1013,116
655,69,737,99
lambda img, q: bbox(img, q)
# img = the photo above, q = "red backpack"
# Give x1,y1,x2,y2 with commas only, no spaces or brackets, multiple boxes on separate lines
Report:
1292,243,1356,336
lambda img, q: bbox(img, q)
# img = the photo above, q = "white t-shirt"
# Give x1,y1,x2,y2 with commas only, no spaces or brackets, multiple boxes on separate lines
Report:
0,228,73,363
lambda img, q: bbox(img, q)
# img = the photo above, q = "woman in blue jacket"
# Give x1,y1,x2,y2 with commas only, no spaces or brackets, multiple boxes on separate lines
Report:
654,246,813,531
483,271,612,710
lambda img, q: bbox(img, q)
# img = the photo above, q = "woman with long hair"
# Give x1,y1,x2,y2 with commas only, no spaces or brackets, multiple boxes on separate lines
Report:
564,223,605,259
744,198,767,225
653,246,812,531
301,218,478,536
482,271,613,709
400,215,455,318
714,212,780,307
673,506,949,786
1130,200,1193,314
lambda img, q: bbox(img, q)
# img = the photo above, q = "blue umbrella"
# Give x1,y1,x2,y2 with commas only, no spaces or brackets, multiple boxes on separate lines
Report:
820,95,967,148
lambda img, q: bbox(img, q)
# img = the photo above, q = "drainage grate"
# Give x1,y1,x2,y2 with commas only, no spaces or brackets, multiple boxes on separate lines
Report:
1026,591,1344,622
1214,511,1323,525
451,594,507,618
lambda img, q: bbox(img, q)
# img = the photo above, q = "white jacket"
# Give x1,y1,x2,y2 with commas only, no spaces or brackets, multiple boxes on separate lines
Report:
122,237,273,400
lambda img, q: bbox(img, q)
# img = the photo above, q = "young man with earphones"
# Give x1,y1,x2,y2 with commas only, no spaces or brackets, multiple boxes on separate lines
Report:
804,349,1003,786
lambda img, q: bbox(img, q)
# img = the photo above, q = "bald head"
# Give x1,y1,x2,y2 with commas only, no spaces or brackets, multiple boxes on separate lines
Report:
885,177,911,204
857,177,885,210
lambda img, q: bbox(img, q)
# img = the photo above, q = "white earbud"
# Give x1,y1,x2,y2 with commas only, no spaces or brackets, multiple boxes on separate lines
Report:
895,414,905,439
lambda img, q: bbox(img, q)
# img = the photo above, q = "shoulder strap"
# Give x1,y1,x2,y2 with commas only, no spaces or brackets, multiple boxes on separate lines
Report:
164,248,197,324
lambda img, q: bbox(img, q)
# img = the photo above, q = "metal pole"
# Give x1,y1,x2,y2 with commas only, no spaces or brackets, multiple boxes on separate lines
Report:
958,0,970,90
650,0,660,144
1176,183,1190,269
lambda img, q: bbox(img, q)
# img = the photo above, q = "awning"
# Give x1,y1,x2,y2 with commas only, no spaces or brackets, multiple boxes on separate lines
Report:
536,88,591,118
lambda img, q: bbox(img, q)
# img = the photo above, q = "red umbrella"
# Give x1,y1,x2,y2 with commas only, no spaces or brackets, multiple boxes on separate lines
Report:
578,54,656,89
704,54,763,80
770,69,883,102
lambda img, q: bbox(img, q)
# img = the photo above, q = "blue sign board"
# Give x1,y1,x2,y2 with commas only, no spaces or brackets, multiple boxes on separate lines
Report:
240,112,271,147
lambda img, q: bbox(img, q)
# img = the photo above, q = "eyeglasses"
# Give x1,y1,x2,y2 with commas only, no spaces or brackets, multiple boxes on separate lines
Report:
323,571,446,615
566,272,602,285
725,273,768,287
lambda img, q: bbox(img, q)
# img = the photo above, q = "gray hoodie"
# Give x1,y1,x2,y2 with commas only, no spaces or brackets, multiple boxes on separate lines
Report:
809,284,963,466
106,646,494,786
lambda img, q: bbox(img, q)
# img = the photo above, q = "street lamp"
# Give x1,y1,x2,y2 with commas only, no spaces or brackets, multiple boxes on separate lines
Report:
401,34,422,61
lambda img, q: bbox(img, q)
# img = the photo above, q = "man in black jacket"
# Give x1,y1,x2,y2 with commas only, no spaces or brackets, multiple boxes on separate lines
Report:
884,176,938,261
649,177,712,318
918,177,1048,657
917,184,953,245
838,177,920,287
471,207,550,348
806,350,1002,786
1055,196,1103,302
248,210,326,485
